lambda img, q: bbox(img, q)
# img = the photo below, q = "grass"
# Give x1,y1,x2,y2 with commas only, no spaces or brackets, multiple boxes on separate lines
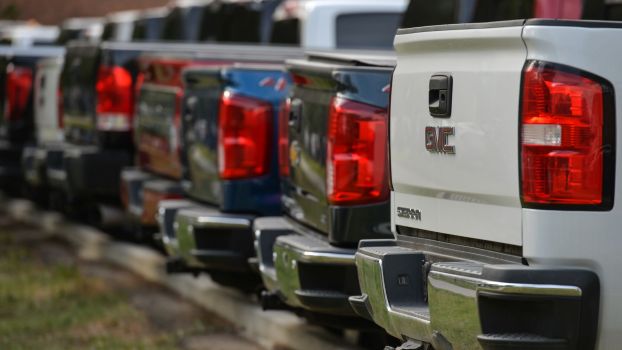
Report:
0,233,185,350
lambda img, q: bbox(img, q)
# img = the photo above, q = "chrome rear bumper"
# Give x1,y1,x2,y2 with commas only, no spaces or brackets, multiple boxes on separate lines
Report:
156,199,199,258
352,239,599,350
174,206,256,272
120,167,154,218
255,216,361,316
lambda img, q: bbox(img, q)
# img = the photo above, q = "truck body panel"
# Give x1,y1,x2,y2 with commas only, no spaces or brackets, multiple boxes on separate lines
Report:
134,44,302,182
158,62,299,285
60,42,100,146
283,54,394,242
519,22,622,349
0,45,64,191
255,51,394,322
0,46,64,144
182,65,292,214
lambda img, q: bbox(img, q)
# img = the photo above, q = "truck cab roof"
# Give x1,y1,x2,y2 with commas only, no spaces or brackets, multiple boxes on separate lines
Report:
102,9,141,42
0,25,60,47
270,0,407,49
57,17,104,44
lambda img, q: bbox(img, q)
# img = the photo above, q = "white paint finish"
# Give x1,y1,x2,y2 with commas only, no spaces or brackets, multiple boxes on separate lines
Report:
299,0,407,49
34,57,64,144
390,26,526,245
394,191,522,245
523,209,622,350
522,24,622,350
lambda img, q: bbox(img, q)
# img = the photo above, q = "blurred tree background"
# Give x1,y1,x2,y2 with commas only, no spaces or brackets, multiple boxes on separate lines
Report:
0,3,19,20
0,0,169,24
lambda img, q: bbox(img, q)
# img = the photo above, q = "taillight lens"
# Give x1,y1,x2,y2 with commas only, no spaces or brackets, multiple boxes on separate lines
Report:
4,65,33,121
218,91,272,180
327,97,389,205
278,98,291,177
95,65,134,132
520,60,614,207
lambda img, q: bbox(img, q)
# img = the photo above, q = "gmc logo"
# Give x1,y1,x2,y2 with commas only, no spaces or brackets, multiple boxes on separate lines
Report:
425,126,455,154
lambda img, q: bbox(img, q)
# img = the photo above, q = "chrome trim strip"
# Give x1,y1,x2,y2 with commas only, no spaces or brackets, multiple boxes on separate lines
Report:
193,216,251,228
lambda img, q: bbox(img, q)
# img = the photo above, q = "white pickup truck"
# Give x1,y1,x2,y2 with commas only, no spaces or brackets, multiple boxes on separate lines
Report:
351,19,621,350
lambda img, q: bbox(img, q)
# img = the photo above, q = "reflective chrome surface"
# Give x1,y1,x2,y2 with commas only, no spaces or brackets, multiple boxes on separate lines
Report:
356,244,587,350
272,233,356,309
174,206,252,268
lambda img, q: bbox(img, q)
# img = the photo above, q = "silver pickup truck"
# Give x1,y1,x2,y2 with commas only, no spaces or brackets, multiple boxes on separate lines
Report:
351,17,622,350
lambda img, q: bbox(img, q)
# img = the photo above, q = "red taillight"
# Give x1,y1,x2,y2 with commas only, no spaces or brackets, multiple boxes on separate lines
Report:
218,91,272,180
327,97,389,205
57,88,63,128
520,61,613,207
278,98,291,177
4,65,33,121
95,65,133,132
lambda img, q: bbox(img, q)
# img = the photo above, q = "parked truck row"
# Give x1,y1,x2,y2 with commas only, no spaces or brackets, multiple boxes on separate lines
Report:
2,0,621,349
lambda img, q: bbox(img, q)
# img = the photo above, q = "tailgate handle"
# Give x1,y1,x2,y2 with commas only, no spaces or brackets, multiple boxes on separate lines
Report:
429,74,452,118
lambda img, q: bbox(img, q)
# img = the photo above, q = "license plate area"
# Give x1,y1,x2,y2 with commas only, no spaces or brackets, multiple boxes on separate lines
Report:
381,252,430,317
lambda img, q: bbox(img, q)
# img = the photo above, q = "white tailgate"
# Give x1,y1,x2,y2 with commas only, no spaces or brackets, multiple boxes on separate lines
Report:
390,25,526,246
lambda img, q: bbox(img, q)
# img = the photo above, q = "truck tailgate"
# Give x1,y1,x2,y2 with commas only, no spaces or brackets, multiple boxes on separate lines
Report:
391,23,526,246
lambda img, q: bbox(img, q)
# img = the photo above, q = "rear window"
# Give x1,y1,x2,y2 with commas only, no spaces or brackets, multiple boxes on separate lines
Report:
183,6,204,41
101,23,115,41
605,4,622,19
131,20,148,40
133,17,164,41
270,18,300,45
472,0,534,22
400,0,533,27
56,28,82,45
336,13,401,49
162,8,183,40
584,0,622,20
400,0,608,28
207,3,263,43
401,0,458,27
162,6,204,42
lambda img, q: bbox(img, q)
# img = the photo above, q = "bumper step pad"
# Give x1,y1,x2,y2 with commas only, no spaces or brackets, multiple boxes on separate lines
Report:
478,333,566,350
